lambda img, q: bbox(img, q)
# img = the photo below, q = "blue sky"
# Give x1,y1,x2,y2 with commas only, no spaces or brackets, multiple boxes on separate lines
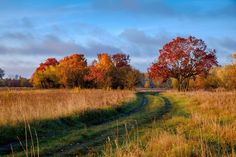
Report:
0,0,235,78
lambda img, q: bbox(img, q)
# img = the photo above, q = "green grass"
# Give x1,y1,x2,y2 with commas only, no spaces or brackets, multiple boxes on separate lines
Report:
0,93,142,156
3,91,234,156
1,92,169,156
38,92,167,156
103,92,236,157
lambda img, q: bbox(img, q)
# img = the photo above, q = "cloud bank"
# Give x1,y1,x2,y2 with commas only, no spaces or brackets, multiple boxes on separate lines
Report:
0,0,235,77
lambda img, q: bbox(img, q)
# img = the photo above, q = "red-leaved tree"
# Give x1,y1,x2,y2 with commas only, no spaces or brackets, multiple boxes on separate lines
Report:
148,36,218,91
112,53,130,68
35,58,59,72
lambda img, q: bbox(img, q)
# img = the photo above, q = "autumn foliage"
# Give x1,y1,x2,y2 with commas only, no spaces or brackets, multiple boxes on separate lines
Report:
31,37,235,91
160,53,236,91
85,53,113,88
31,58,59,88
112,53,130,68
57,54,87,88
31,53,141,89
148,36,218,91
205,63,236,90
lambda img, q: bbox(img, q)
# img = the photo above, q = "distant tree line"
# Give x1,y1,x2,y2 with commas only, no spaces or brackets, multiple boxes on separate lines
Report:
2,36,235,91
0,69,32,87
31,53,142,89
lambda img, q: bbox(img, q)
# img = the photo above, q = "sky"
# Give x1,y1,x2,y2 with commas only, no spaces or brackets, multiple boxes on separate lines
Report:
0,0,235,78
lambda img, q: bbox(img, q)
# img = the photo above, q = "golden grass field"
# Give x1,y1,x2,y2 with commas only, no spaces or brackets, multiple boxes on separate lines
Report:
0,89,235,156
104,91,236,157
0,89,135,127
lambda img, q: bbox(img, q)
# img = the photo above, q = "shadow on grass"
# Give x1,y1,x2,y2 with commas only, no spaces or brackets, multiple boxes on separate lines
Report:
48,91,169,156
0,92,146,154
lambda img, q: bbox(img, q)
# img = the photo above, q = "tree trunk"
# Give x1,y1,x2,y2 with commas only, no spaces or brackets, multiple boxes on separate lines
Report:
177,77,190,92
177,78,182,91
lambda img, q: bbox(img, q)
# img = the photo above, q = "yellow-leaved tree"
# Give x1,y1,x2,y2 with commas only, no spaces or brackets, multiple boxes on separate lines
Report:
206,53,236,90
31,58,60,88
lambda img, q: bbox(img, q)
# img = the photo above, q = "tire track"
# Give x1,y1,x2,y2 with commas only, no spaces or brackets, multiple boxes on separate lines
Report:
50,93,172,156
43,93,148,156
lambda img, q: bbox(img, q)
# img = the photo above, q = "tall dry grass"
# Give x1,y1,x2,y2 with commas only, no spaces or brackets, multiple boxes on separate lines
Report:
104,91,236,157
182,91,236,150
0,88,135,126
